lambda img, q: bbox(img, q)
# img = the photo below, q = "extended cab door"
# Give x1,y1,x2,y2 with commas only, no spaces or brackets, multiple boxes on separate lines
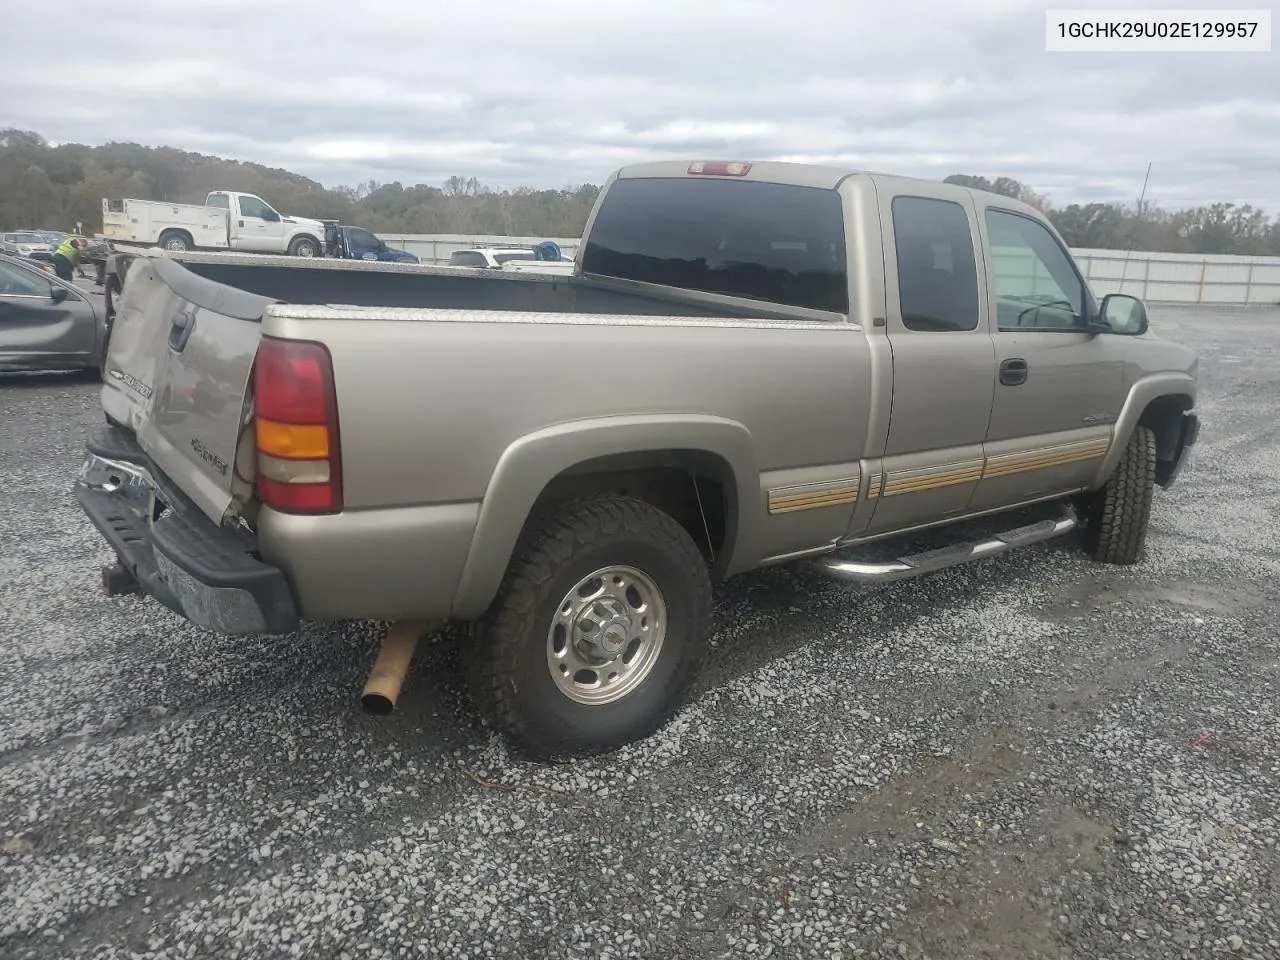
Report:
967,204,1125,512
0,259,96,366
231,194,286,253
862,180,996,535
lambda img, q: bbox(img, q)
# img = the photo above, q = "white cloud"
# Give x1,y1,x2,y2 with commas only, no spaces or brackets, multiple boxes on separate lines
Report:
3,0,1278,209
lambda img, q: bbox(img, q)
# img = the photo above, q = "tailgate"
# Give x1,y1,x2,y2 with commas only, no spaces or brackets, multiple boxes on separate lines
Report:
101,255,275,525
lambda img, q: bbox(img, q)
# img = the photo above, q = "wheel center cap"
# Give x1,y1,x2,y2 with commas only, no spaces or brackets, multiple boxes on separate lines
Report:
599,621,630,656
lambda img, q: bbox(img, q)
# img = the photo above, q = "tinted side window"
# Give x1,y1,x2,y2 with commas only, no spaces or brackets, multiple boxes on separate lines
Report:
985,209,1087,332
238,195,270,218
347,228,376,251
0,261,53,297
449,251,488,267
891,196,980,332
581,177,848,314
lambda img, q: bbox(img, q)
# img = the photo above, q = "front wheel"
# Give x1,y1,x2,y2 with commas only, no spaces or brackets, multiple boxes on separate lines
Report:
288,235,319,257
469,495,711,761
1079,425,1157,565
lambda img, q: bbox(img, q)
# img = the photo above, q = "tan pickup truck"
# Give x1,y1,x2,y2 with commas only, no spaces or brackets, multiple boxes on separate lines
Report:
76,159,1200,760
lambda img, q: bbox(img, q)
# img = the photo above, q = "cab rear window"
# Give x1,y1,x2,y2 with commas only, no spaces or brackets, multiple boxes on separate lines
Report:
581,177,848,314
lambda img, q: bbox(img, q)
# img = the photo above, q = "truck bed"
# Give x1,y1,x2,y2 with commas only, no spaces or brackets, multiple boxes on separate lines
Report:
164,250,810,321
98,249,846,539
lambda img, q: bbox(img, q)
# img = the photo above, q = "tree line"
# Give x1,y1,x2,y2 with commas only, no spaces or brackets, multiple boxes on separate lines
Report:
3,128,1278,256
942,174,1280,257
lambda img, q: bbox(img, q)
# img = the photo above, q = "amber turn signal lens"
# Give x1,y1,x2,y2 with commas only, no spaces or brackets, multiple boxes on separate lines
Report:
256,418,329,459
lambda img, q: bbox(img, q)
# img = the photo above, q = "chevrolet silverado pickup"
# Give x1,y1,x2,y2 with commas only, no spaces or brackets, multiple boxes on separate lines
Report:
75,159,1200,760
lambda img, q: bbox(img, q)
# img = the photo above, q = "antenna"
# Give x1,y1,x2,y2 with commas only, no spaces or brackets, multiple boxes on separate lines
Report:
1118,162,1153,294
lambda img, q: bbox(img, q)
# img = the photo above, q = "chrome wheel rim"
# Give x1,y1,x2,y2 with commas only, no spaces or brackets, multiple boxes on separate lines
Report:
297,243,315,257
546,565,666,705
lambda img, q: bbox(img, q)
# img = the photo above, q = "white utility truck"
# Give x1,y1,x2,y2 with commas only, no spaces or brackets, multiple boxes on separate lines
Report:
102,191,327,257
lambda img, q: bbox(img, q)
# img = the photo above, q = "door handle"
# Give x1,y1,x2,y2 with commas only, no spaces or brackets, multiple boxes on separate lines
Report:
999,358,1028,386
168,307,196,352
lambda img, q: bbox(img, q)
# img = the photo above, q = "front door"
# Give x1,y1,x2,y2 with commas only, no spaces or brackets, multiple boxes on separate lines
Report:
968,205,1126,512
861,181,996,536
0,260,94,367
233,195,285,253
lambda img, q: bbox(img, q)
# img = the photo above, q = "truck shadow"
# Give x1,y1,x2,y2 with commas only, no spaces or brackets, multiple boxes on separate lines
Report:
0,369,100,388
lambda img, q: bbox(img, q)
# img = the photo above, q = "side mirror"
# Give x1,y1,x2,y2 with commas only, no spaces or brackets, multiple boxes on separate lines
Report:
50,284,69,304
1095,293,1148,336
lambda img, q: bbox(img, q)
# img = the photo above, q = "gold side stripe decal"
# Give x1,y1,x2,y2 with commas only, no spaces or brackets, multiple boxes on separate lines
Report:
984,439,1110,466
982,440,1110,479
766,439,1111,512
876,440,1111,498
767,478,860,515
769,490,859,514
984,447,1108,478
882,461,984,497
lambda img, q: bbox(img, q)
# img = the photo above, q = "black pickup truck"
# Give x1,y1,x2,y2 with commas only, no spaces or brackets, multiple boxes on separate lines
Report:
323,222,420,264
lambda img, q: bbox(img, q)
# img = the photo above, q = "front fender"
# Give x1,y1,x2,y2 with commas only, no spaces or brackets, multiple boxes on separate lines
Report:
1090,372,1197,488
283,227,321,248
450,414,760,619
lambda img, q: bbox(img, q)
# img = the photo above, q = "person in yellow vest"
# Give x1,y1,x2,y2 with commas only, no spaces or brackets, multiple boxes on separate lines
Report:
52,236,88,282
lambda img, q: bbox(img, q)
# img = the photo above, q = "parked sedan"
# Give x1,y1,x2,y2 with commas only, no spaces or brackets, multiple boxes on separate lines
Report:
1,232,54,257
0,253,108,376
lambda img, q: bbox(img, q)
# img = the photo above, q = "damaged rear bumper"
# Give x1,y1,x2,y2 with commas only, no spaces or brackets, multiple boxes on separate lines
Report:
76,423,300,636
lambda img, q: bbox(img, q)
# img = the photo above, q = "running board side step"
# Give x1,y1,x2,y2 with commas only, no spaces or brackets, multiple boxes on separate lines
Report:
810,507,1078,583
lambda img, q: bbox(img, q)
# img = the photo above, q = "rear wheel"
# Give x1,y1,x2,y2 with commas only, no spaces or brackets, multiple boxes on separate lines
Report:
157,229,192,252
288,235,319,257
1080,425,1157,565
469,495,711,761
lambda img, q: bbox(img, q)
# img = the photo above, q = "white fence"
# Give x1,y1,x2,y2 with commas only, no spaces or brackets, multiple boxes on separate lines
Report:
1073,248,1280,306
384,233,1280,306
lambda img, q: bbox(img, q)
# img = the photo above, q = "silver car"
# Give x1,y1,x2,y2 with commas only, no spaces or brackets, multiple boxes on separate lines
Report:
0,253,108,375
0,232,54,257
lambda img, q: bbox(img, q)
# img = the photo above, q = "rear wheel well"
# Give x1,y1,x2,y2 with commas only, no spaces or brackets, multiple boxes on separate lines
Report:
1138,393,1194,486
531,450,738,580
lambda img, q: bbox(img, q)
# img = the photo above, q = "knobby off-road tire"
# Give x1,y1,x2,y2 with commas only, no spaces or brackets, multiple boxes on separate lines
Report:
1082,425,1157,565
469,495,712,761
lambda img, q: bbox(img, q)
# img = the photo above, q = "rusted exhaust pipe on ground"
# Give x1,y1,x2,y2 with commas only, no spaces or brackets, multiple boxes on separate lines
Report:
361,620,441,715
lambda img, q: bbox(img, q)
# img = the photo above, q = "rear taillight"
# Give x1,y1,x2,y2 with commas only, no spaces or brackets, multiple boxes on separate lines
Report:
252,336,342,514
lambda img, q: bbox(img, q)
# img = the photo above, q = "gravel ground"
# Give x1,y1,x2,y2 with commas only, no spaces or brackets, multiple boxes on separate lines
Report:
1,305,1278,960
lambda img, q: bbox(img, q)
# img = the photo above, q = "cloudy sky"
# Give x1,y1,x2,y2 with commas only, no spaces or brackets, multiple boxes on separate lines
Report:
5,0,1278,209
